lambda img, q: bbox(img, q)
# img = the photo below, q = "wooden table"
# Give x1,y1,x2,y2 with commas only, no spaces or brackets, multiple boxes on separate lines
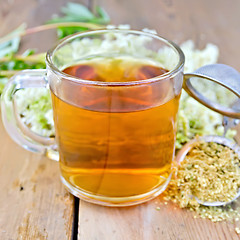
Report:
1,0,240,239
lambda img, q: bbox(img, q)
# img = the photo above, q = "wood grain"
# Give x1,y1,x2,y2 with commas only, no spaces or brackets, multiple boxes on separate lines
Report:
0,120,74,240
1,0,240,239
0,1,76,239
99,0,240,70
79,0,240,239
78,197,240,240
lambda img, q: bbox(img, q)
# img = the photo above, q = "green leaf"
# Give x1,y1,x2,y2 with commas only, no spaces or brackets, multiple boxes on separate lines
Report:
61,2,94,20
0,37,20,58
46,2,110,38
56,26,88,39
48,3,95,24
0,24,26,57
22,49,36,57
0,57,45,72
0,77,8,94
95,6,110,24
0,54,46,94
47,16,81,24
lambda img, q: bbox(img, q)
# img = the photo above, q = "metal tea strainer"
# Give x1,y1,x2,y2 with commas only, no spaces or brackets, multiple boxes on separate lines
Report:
184,63,240,118
176,63,240,206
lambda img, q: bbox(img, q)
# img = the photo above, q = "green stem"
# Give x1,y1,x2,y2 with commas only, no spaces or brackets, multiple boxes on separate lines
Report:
0,22,103,45
25,22,103,35
0,53,46,63
0,70,21,76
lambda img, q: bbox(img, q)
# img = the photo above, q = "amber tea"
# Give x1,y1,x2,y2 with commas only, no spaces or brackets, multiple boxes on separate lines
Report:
51,56,180,203
1,29,185,206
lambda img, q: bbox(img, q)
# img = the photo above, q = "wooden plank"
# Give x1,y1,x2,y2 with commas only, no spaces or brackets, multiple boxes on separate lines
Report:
0,1,78,239
78,0,240,239
1,0,240,239
99,0,240,70
0,119,74,240
78,198,240,240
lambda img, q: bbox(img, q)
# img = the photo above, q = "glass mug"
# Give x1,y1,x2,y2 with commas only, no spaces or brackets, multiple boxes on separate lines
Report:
1,30,184,206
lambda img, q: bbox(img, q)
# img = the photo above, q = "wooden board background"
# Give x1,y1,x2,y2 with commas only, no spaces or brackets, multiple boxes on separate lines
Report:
0,0,240,239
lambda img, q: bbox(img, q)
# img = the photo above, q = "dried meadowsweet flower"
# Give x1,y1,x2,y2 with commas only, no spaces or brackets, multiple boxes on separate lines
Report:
163,141,240,229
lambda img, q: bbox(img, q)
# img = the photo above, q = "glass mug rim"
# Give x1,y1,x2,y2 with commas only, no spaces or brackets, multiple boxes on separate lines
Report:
46,29,185,86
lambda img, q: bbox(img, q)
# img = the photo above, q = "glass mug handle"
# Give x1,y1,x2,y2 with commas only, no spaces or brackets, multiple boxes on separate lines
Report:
1,69,59,161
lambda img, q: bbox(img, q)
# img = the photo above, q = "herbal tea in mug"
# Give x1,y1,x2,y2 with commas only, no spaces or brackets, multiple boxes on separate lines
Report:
1,30,184,206
54,56,180,198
